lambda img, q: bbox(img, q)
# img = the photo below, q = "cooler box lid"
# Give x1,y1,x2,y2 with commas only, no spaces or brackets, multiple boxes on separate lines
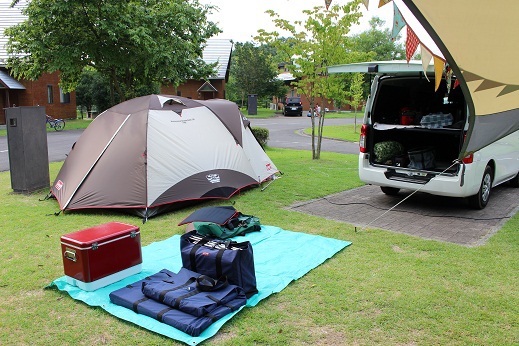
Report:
60,222,140,249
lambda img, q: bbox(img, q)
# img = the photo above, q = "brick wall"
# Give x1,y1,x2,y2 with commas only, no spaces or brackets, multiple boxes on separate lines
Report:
160,79,226,100
0,71,76,124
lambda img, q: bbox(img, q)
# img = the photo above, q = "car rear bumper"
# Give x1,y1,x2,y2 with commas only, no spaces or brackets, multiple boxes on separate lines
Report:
358,154,482,197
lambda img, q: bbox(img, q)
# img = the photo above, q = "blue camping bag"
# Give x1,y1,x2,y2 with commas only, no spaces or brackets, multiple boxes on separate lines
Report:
141,274,246,317
109,268,246,336
180,230,258,298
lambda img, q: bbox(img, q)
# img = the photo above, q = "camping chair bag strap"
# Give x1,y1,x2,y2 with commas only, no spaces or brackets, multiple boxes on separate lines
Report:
155,277,197,302
109,268,247,337
180,230,258,298
188,244,202,272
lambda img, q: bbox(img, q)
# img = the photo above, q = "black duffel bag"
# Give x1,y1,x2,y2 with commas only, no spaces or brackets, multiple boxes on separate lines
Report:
180,230,258,298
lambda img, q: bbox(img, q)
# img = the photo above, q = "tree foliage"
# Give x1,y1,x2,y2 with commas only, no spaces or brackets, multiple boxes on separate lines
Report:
351,17,405,61
350,17,406,100
75,68,110,118
349,72,364,132
257,1,369,159
227,42,284,107
6,0,220,103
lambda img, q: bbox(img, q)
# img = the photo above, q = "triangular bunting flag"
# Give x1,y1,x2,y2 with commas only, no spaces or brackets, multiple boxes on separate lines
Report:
433,56,444,91
379,0,391,8
406,26,420,62
461,71,484,83
497,84,519,97
325,0,332,10
362,0,370,10
445,64,453,93
391,2,405,42
420,44,433,81
475,79,504,92
453,79,460,89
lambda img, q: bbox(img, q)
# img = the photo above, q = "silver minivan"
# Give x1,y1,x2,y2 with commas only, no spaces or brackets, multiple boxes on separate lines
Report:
329,61,519,209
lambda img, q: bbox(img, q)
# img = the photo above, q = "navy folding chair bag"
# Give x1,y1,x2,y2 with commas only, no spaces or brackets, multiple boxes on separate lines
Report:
109,268,246,336
141,274,246,317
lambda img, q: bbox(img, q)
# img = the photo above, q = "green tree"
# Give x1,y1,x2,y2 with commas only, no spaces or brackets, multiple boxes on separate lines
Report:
351,17,406,99
75,68,108,118
349,72,364,132
257,1,368,159
228,42,281,107
6,0,220,104
352,17,405,61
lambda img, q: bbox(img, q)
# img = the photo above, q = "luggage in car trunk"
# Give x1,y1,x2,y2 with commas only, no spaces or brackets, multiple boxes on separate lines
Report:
408,146,436,169
60,222,142,291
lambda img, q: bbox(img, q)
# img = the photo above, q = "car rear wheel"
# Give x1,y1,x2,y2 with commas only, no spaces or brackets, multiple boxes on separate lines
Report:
380,186,400,195
468,165,493,209
509,172,519,188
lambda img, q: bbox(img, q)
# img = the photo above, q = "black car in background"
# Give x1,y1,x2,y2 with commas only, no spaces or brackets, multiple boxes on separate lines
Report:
283,97,303,116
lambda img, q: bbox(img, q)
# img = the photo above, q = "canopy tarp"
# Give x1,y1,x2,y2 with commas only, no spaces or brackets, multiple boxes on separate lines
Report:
402,0,519,154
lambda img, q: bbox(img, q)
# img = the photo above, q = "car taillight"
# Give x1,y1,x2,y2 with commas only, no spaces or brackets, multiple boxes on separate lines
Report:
462,153,473,164
359,124,367,153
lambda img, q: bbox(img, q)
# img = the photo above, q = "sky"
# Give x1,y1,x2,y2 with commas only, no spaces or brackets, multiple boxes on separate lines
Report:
198,0,394,43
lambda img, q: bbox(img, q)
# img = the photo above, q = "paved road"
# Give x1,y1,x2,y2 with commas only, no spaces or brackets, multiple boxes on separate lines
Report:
0,129,83,172
0,116,358,172
250,115,360,154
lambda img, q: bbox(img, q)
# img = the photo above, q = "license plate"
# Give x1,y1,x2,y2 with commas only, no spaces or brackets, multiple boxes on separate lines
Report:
291,107,297,110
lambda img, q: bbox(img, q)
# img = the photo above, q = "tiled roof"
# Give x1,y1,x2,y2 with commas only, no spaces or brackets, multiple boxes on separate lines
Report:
0,0,27,66
203,38,233,80
0,68,25,89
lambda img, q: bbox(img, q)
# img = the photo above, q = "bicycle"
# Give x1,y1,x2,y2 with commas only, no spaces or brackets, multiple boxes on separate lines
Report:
46,115,65,131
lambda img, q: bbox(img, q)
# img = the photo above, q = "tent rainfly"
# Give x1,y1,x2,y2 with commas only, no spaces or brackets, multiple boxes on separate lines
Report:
50,95,279,219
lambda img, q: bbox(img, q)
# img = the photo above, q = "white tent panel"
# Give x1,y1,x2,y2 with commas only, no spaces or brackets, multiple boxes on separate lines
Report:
241,126,279,182
146,107,257,206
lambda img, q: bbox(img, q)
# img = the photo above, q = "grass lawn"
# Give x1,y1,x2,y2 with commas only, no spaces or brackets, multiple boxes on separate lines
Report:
0,149,517,345
0,118,93,137
239,107,279,118
324,110,362,119
304,123,362,142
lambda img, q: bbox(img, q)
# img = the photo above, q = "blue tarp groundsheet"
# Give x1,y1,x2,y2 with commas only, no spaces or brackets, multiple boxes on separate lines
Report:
50,225,351,345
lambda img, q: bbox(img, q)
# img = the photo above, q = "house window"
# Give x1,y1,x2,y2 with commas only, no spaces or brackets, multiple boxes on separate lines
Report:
176,90,182,96
47,85,53,104
60,88,70,104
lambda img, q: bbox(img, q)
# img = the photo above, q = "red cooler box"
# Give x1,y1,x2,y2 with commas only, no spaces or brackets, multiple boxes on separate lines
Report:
60,222,143,291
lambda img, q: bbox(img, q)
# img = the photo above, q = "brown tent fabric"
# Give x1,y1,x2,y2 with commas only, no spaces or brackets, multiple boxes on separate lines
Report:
51,95,278,219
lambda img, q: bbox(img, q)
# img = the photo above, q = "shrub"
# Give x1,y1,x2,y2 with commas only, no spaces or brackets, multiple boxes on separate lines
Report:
251,127,269,147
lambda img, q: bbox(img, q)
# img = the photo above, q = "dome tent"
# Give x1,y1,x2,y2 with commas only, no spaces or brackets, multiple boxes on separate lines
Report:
51,95,279,219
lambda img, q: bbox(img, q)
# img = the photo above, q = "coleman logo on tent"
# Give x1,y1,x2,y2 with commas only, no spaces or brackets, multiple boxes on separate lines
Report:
55,180,64,191
206,174,220,184
266,163,272,171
